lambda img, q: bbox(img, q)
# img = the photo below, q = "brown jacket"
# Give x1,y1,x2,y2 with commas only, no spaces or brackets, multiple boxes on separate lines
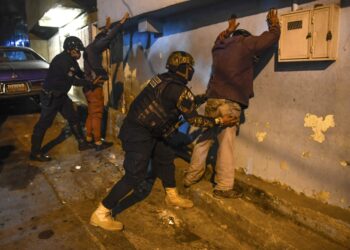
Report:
206,25,280,107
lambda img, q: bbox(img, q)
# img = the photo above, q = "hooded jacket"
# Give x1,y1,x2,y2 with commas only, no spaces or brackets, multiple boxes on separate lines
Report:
206,25,280,107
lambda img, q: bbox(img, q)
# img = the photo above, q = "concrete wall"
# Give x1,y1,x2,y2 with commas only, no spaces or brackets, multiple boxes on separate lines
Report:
97,0,188,26
29,34,49,61
26,0,82,30
99,0,350,209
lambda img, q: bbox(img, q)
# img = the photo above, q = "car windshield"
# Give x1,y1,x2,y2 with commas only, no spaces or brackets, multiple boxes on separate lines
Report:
0,50,41,63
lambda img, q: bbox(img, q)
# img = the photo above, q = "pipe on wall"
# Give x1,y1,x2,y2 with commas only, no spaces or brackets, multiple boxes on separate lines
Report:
292,0,299,11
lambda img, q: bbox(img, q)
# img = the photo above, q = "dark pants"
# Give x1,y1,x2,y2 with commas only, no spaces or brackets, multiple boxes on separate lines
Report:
31,91,81,154
102,139,176,210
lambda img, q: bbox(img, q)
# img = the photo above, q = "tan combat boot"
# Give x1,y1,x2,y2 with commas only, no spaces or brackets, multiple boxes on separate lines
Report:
90,203,123,231
165,188,194,208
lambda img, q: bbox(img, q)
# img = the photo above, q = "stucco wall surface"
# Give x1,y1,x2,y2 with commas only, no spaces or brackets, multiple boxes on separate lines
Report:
97,0,188,26
100,0,350,208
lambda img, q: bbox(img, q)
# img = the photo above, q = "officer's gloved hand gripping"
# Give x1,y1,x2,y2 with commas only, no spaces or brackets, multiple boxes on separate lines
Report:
215,114,238,127
64,36,94,90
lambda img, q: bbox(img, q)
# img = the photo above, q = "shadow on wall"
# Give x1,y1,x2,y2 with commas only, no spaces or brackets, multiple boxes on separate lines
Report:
275,59,335,72
122,0,316,47
119,0,322,86
115,0,333,105
341,0,350,7
159,0,315,37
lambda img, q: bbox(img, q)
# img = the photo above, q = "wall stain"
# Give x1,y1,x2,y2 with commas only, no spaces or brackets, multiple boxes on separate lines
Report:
313,191,330,203
304,113,335,143
301,151,311,158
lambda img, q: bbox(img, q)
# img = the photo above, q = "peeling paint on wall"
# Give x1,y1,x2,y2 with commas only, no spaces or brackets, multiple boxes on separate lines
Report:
313,191,330,203
303,113,335,143
256,132,267,142
340,160,349,168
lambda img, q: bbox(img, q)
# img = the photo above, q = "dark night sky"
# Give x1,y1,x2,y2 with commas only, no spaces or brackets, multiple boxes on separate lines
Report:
0,0,27,45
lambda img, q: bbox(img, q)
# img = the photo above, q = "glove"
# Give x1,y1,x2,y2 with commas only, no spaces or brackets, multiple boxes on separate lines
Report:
194,94,208,106
266,8,279,28
215,114,239,127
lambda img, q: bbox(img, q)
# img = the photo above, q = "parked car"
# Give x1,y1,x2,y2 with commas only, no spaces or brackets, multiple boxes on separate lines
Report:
0,46,49,99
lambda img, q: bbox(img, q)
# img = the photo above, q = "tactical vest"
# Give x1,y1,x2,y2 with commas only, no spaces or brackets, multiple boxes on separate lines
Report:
130,74,182,138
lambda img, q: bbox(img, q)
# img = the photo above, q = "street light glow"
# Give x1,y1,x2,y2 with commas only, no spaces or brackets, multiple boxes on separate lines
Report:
39,5,82,28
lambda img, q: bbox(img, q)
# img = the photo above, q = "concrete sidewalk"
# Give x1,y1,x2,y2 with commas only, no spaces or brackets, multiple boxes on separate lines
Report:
177,160,350,249
1,111,349,249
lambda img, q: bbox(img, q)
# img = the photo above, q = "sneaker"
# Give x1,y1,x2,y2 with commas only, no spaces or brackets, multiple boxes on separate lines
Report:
183,178,197,188
95,141,113,152
213,189,243,199
30,153,52,162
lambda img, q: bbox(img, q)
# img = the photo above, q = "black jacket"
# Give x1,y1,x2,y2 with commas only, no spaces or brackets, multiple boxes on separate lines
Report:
43,51,91,93
84,22,123,81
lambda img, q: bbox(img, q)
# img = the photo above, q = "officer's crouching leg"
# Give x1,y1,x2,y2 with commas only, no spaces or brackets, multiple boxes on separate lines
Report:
112,177,155,216
30,105,57,161
30,129,52,162
102,151,150,210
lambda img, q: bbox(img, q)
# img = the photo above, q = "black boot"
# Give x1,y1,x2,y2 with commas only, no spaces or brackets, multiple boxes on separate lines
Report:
70,124,94,151
30,153,52,162
30,132,52,161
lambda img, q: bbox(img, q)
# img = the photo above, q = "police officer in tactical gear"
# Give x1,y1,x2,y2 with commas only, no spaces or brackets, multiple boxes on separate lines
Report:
90,51,237,231
30,36,94,162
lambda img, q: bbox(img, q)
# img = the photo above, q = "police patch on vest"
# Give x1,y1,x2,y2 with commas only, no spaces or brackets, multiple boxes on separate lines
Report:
149,75,162,88
68,67,75,77
177,89,195,113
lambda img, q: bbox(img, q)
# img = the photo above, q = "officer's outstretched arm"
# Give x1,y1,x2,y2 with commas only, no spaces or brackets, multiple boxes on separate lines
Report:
70,75,93,88
177,88,238,127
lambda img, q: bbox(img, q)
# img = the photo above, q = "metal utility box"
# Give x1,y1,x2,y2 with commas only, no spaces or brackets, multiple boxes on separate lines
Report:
279,4,340,62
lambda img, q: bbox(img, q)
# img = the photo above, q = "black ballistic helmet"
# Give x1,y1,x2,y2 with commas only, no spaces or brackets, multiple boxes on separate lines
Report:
63,36,85,51
166,51,195,82
233,29,252,37
166,51,195,73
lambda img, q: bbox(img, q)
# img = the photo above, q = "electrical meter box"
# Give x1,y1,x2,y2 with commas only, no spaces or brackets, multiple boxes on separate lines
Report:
279,4,340,62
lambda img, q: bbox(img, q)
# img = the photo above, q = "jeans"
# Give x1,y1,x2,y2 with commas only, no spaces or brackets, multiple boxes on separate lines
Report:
184,98,241,191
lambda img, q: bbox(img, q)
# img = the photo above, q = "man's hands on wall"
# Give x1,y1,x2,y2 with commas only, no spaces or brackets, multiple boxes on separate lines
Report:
105,17,111,30
267,8,279,27
120,12,130,24
227,17,240,34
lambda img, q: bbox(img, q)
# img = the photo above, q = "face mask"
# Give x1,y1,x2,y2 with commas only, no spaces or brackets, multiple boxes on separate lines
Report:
70,49,81,60
176,64,195,82
187,65,195,81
